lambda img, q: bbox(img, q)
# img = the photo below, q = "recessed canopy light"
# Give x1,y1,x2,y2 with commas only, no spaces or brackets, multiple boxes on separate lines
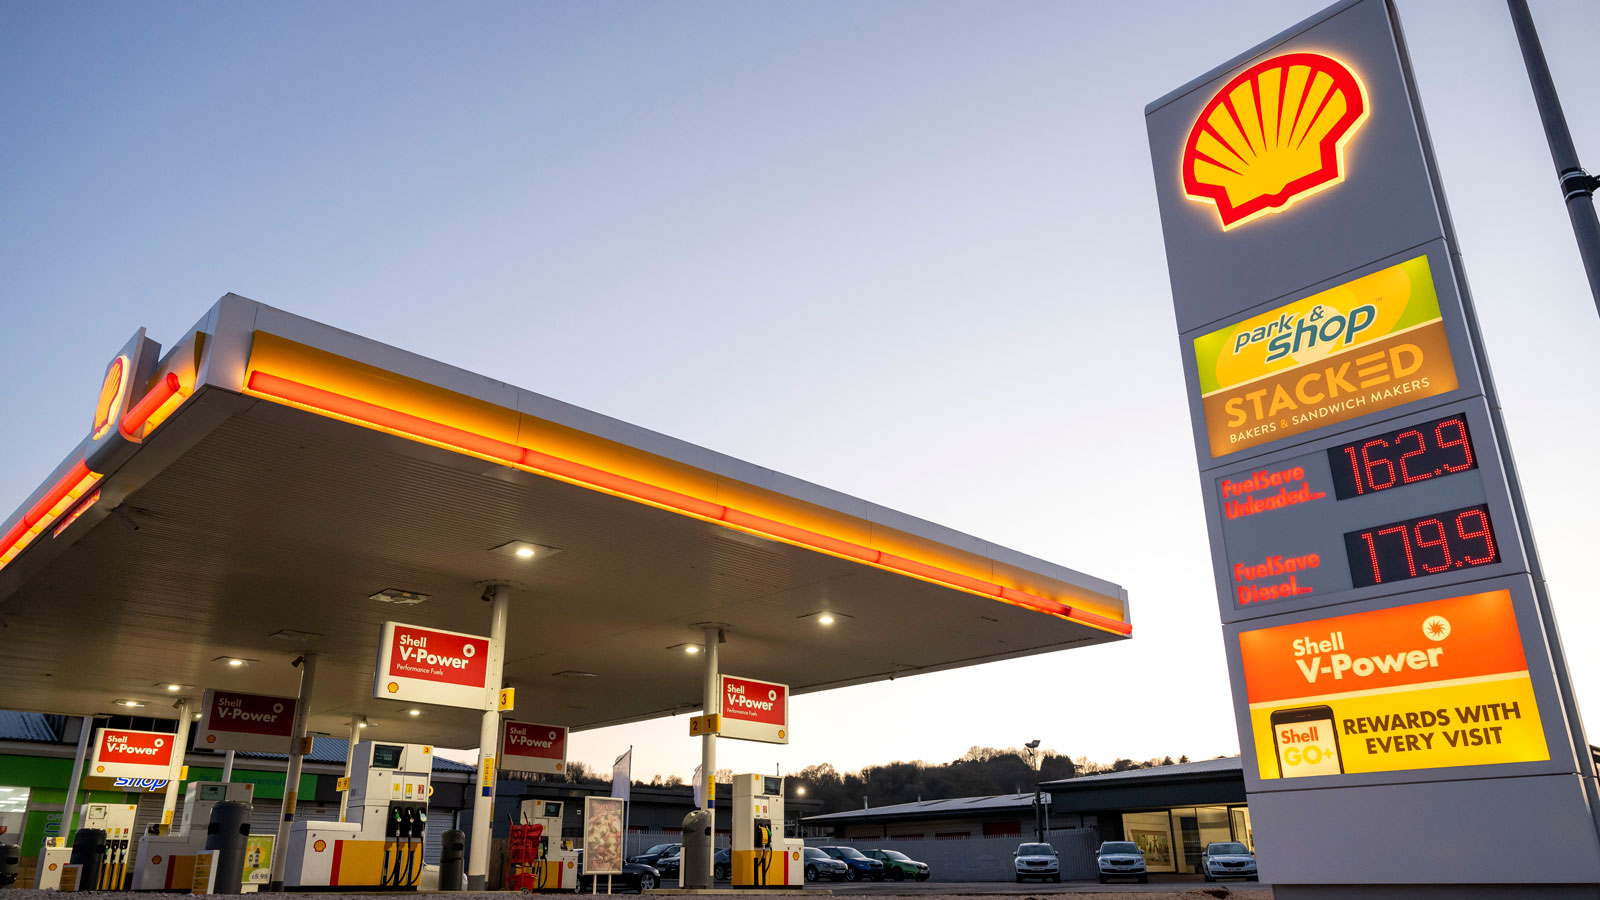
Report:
358,719,370,729
114,699,145,708
684,645,701,655
194,713,202,719
490,540,557,561
818,614,835,625
515,546,536,558
407,709,422,717
214,656,256,668
370,589,429,606
166,684,182,692
227,659,244,667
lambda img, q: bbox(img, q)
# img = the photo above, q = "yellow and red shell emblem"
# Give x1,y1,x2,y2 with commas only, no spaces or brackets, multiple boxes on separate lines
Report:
92,355,129,439
1182,52,1368,229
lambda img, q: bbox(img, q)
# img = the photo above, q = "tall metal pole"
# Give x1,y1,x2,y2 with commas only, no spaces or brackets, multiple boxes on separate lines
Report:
62,716,94,843
221,750,235,783
1508,0,1600,316
339,717,361,822
468,584,511,891
700,626,719,883
270,652,318,891
160,699,193,828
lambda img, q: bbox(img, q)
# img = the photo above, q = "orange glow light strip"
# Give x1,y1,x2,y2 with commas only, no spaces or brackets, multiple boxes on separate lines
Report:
244,369,1132,636
119,373,185,440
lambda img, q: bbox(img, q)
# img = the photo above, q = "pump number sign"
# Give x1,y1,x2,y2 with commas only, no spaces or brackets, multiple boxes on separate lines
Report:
373,621,493,710
719,674,788,744
90,728,175,780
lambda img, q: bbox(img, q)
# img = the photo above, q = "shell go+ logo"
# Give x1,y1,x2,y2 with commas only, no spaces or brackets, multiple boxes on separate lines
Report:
1182,52,1369,230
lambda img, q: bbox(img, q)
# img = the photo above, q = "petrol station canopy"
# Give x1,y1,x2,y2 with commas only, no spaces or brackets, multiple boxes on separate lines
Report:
0,295,1129,747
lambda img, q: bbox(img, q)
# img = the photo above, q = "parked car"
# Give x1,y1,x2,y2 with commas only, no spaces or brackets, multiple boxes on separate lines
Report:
1013,842,1060,883
574,849,660,893
1095,841,1147,884
713,848,732,881
862,849,929,881
815,846,885,881
802,847,849,882
1200,841,1259,882
653,849,680,878
628,843,681,872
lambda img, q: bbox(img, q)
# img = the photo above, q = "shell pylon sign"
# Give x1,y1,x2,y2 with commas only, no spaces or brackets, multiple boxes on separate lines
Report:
1182,52,1369,230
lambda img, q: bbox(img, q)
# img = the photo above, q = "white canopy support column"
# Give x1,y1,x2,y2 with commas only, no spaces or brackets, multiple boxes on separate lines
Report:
339,717,361,822
269,652,318,891
62,716,93,844
159,698,193,828
468,582,511,891
699,624,721,883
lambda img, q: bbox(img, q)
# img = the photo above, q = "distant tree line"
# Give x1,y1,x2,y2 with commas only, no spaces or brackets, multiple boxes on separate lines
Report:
555,746,1203,815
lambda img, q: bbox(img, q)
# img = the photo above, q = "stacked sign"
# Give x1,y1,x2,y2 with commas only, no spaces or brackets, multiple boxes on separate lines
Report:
1146,0,1600,893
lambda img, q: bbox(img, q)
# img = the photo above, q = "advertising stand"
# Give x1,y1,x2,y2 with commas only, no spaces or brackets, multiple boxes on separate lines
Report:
1145,0,1600,896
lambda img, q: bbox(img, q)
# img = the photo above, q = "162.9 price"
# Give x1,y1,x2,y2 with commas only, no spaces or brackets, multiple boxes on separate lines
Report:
1343,504,1499,588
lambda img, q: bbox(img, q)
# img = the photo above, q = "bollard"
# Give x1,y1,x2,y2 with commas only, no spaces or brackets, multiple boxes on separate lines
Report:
0,842,18,887
204,801,251,894
438,829,466,891
68,828,106,891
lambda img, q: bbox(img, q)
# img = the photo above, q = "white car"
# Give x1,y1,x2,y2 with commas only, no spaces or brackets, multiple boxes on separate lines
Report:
1012,842,1060,883
1095,840,1147,884
1200,841,1259,882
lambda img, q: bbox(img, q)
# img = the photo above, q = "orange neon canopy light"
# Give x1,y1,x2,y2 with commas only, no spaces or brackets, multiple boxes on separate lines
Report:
242,366,1130,637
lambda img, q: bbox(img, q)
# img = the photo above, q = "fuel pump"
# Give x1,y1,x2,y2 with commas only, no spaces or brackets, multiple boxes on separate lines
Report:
512,799,578,890
283,741,432,889
731,774,803,888
131,783,254,891
81,803,137,890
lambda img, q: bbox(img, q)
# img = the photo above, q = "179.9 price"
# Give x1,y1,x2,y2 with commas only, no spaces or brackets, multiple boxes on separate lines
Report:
1343,504,1500,588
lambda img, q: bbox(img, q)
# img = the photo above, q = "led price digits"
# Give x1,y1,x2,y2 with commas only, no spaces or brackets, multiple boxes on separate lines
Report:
1327,414,1477,501
1343,504,1499,588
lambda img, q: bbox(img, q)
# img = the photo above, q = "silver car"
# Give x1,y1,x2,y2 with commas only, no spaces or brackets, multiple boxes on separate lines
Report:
1096,840,1147,884
1200,841,1259,882
1013,842,1060,883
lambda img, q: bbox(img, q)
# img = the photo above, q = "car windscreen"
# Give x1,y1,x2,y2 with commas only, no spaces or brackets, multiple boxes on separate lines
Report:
833,847,868,860
1209,843,1250,855
881,851,909,860
645,844,672,855
1101,842,1139,854
1018,844,1054,856
804,848,828,859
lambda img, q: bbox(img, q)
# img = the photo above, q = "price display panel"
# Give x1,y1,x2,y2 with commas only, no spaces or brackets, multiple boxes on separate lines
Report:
1210,402,1520,622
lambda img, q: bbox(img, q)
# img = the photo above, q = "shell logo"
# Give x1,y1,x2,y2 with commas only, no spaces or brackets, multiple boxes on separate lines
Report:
777,729,785,739
92,355,129,440
150,857,161,865
313,840,327,853
95,765,105,774
48,863,59,871
387,682,399,693
1182,52,1369,230
206,735,216,744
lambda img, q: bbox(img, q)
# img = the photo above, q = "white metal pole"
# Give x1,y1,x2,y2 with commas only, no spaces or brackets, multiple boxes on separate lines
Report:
467,584,511,891
221,750,235,783
700,626,719,880
62,716,93,844
269,652,318,891
339,717,361,822
160,698,193,828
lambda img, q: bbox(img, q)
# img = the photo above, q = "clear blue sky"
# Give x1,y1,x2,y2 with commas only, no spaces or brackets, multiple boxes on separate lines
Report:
4,0,1600,779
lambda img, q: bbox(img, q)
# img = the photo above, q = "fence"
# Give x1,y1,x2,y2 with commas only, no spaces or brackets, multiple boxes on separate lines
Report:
832,830,1100,882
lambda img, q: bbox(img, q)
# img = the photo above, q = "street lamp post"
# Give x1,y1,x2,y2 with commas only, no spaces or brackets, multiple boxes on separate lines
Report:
1024,740,1043,843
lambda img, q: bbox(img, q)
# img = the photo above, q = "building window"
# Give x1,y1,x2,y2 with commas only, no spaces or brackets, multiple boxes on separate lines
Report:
982,821,1021,838
934,831,969,840
890,833,923,841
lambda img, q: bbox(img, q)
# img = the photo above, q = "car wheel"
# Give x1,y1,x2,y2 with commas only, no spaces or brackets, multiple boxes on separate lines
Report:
638,873,656,892
1050,874,1060,883
916,874,928,882
1204,871,1215,883
1098,874,1108,884
805,866,816,882
1016,875,1027,883
845,868,858,882
892,869,904,881
1138,875,1149,884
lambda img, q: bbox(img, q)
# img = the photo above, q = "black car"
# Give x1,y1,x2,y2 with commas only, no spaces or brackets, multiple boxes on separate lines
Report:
629,842,681,870
574,849,660,893
653,849,681,878
713,848,731,881
803,847,850,882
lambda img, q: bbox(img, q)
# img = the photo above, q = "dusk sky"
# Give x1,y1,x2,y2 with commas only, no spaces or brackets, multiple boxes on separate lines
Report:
4,0,1600,781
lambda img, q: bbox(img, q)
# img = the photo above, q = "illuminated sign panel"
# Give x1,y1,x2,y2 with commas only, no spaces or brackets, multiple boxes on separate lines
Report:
372,621,493,710
196,689,298,753
1192,254,1458,458
1240,589,1548,780
719,674,789,745
500,721,568,775
1183,52,1369,230
90,728,175,780
91,356,130,440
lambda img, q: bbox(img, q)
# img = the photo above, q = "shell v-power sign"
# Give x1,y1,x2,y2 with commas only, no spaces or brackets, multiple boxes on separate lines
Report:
1146,1,1600,896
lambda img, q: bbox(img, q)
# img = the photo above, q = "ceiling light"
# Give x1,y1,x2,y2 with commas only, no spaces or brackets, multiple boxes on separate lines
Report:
407,709,422,717
270,629,323,641
818,614,835,625
194,713,202,719
214,656,256,667
490,540,558,560
684,645,700,654
358,718,370,729
227,659,244,667
799,610,851,625
166,684,182,692
370,589,430,606
114,700,145,708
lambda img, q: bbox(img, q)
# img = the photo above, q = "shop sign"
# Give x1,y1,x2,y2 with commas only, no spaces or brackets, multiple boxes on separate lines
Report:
1192,254,1457,458
1241,589,1547,780
372,621,492,709
500,721,567,775
196,689,297,752
90,728,175,780
719,674,788,744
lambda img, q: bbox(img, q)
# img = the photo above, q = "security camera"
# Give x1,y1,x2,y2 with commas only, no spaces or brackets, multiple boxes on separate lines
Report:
481,587,496,603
